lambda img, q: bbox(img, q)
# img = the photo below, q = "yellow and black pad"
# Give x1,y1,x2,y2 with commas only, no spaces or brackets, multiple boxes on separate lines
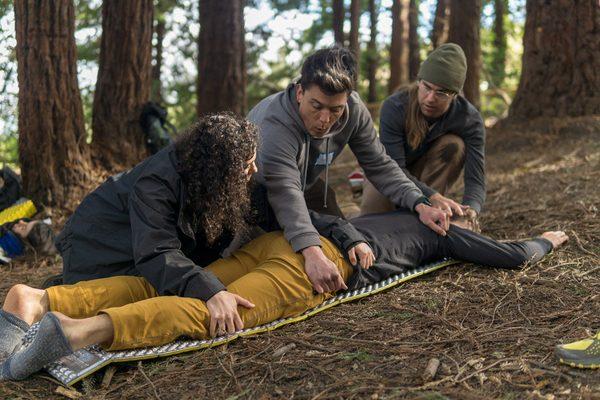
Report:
22,259,456,386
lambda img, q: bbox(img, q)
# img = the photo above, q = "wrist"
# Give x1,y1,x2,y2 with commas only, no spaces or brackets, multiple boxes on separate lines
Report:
301,245,324,259
413,196,432,212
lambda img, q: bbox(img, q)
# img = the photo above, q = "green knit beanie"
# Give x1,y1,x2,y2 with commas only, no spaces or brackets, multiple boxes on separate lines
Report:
417,43,467,93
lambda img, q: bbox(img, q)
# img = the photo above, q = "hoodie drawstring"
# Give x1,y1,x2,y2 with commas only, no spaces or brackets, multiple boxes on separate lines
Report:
323,137,330,209
301,133,310,192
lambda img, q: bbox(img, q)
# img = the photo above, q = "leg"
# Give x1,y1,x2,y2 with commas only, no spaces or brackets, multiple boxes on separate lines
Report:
443,225,560,269
359,179,395,216
408,134,465,195
104,233,352,350
225,234,353,330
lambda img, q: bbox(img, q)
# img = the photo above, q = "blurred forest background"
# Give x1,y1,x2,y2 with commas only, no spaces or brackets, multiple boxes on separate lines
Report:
0,0,598,209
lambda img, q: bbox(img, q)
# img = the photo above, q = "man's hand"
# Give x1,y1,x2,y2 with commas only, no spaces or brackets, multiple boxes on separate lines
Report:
302,246,347,294
415,203,449,236
450,208,480,232
206,290,255,337
430,193,469,218
347,242,375,269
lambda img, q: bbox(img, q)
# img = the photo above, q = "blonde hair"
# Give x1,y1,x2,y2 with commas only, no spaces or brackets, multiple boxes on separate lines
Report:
405,83,429,150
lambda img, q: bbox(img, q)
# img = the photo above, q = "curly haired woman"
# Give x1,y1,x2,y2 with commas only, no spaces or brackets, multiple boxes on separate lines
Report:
31,112,259,340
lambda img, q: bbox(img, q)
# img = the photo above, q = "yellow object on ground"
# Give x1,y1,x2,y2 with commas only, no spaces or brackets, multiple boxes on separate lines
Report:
555,331,600,369
0,200,37,225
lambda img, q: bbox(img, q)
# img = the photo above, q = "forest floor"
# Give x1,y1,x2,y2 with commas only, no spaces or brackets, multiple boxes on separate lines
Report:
0,116,599,400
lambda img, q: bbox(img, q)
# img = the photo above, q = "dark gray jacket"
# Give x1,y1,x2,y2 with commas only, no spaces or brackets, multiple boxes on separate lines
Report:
248,83,423,252
380,90,486,213
55,146,229,302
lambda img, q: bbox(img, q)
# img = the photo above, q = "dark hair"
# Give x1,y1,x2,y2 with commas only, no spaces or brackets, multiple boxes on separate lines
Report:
299,46,357,95
26,222,57,256
174,112,258,245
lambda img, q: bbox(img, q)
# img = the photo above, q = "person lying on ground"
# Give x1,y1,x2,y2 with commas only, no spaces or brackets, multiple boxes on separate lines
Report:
361,43,485,232
50,112,260,331
0,219,56,263
248,46,448,296
0,209,567,380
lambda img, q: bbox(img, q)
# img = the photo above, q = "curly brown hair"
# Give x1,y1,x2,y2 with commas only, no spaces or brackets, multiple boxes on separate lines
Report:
174,113,258,245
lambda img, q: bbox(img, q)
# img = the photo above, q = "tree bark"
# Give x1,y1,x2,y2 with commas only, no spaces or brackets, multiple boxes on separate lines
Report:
408,0,420,81
367,0,379,103
430,0,449,49
490,0,507,87
448,0,481,109
389,0,410,94
332,0,345,45
92,0,154,170
509,0,599,120
14,0,91,207
151,15,166,103
197,0,246,116
349,0,361,85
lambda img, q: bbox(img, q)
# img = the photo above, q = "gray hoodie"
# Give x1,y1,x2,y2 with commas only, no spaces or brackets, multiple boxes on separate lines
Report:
248,83,423,252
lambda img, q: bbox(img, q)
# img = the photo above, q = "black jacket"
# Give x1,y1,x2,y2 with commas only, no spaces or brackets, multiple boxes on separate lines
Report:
56,146,230,302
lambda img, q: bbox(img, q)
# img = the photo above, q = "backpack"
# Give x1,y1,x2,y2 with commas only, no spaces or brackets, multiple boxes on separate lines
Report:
139,102,177,154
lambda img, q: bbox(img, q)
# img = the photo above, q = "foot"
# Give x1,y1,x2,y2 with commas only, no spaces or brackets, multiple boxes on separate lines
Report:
1,312,73,380
0,310,30,361
541,231,568,249
555,331,600,369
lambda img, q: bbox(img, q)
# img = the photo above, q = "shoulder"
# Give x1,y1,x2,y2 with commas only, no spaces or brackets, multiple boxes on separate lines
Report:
381,89,410,118
247,91,285,123
132,147,181,197
454,96,484,125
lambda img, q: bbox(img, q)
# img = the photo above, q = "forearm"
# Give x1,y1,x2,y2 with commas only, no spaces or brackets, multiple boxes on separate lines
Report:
136,252,226,301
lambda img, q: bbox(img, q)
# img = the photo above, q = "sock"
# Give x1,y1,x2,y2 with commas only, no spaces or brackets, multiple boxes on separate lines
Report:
0,310,30,359
1,313,72,380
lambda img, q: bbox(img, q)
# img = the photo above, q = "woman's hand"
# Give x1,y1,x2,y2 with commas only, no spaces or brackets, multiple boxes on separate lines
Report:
206,291,255,337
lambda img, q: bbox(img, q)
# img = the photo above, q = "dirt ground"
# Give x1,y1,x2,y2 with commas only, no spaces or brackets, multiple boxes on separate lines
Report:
0,116,598,399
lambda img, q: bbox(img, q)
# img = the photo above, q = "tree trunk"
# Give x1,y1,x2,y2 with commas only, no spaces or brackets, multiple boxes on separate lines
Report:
151,15,166,103
430,0,449,49
408,0,420,81
389,0,410,94
14,0,91,207
367,0,379,103
509,0,599,120
448,0,481,109
490,0,507,87
349,0,361,85
92,0,154,170
332,0,345,45
197,0,246,116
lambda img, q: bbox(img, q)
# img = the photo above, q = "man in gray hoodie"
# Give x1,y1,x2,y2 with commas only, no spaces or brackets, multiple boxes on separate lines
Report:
248,47,447,294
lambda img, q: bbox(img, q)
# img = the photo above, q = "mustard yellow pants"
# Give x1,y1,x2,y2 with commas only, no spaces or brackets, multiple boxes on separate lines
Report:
46,232,352,351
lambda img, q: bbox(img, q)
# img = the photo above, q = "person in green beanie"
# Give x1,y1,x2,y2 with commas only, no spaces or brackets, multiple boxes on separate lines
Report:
360,43,485,231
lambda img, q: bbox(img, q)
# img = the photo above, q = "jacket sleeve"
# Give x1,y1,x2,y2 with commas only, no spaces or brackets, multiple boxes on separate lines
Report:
257,122,321,252
129,174,226,302
348,95,424,209
308,210,368,252
461,113,486,213
379,96,437,197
